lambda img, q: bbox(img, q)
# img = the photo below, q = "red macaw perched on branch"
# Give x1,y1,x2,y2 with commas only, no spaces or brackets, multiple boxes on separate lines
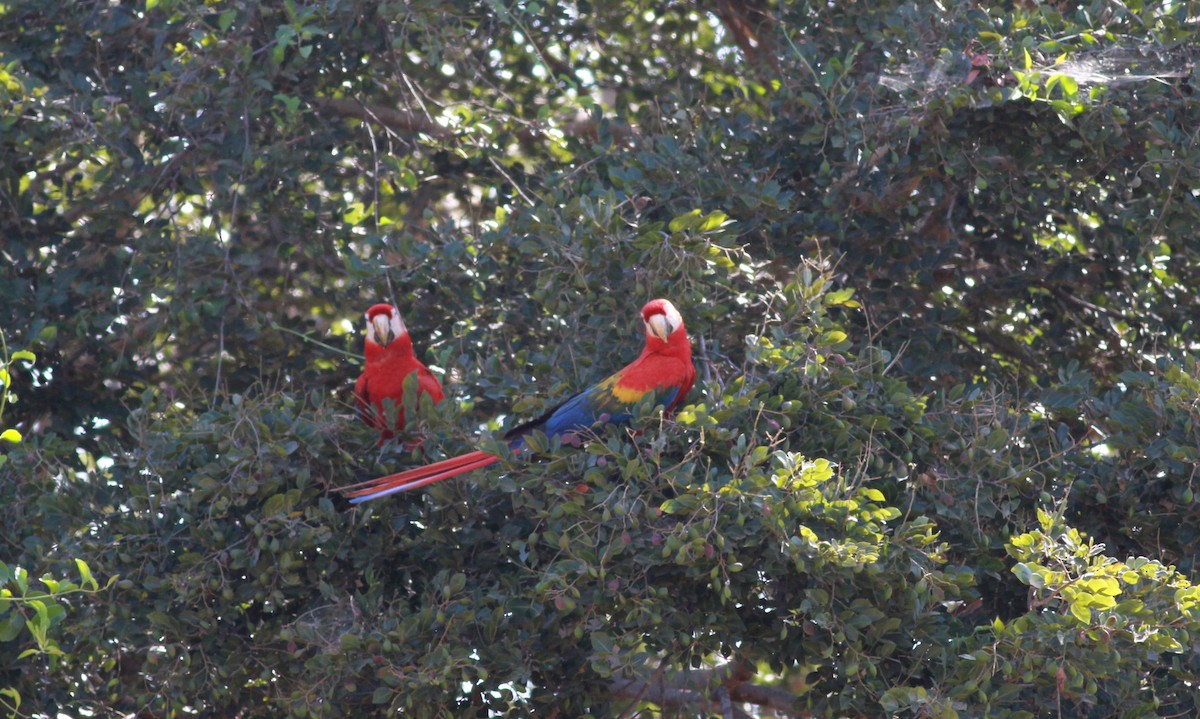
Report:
354,304,445,441
338,298,695,503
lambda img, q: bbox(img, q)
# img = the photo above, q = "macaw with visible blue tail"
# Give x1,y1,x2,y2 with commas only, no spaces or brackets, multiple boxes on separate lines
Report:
337,298,695,502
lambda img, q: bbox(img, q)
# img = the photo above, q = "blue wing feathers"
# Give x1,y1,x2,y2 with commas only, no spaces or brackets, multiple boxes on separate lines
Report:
537,386,612,438
655,386,680,412
506,378,682,446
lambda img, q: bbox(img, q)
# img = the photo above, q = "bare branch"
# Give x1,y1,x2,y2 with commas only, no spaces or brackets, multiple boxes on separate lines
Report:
315,98,452,140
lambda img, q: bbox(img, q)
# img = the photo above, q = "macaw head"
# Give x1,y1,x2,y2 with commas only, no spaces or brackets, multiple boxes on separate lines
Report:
365,303,407,348
641,298,686,343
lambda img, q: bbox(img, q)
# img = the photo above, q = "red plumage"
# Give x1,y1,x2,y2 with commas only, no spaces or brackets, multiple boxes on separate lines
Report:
354,303,445,441
338,298,695,502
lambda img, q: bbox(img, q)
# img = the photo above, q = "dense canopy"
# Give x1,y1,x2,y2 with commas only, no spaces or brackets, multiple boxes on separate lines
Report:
3,1,1200,716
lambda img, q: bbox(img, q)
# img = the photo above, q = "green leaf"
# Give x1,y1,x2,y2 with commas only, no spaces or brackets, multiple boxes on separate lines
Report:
0,687,20,714
590,630,614,654
799,458,835,486
147,611,175,628
984,427,1009,450
9,351,34,363
1011,562,1042,588
861,488,885,502
697,210,729,232
824,288,857,306
668,209,703,233
821,330,848,346
26,600,49,646
263,494,287,517
0,429,21,444
75,558,98,591
1058,74,1077,97
0,611,24,642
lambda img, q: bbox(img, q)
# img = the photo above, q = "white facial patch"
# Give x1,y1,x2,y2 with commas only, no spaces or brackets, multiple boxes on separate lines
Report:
645,302,681,341
367,308,406,346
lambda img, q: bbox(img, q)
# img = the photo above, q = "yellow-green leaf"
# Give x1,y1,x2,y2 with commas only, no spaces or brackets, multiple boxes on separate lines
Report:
698,210,729,232
75,559,98,591
668,209,703,233
824,288,857,306
0,688,19,714
0,429,21,444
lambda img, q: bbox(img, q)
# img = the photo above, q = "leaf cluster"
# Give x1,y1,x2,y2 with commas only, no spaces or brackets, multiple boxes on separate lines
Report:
4,0,1200,717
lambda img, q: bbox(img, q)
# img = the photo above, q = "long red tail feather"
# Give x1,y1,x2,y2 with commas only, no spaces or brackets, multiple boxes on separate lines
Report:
337,451,494,491
339,450,499,503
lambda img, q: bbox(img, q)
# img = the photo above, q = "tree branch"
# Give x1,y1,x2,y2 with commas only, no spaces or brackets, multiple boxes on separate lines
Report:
315,98,452,140
709,0,780,74
610,660,805,718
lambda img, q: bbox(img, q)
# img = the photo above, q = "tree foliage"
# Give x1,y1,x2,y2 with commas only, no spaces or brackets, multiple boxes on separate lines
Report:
3,0,1200,716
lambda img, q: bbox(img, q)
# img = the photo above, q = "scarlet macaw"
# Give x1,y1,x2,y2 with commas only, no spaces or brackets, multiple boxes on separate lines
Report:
338,298,695,502
354,303,445,441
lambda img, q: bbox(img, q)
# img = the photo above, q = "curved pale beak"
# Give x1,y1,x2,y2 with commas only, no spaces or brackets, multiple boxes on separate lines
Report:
646,313,675,341
371,313,395,346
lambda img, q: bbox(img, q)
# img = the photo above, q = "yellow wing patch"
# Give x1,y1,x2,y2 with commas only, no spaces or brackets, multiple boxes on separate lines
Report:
592,374,649,404
609,382,647,403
